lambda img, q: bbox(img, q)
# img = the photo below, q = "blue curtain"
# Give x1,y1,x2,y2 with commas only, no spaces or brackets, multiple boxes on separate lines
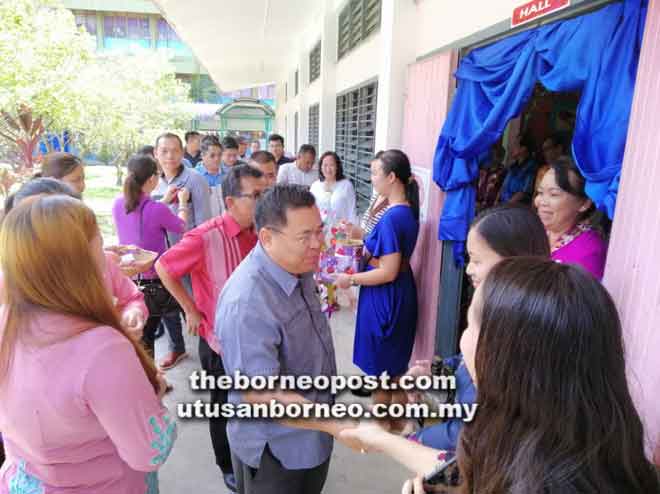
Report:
433,0,647,264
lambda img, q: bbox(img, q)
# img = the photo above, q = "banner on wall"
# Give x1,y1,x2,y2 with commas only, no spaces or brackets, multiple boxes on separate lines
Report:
412,165,431,223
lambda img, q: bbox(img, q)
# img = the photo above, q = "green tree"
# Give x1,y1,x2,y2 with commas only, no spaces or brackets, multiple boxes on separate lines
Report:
0,0,94,171
0,0,193,194
75,50,193,185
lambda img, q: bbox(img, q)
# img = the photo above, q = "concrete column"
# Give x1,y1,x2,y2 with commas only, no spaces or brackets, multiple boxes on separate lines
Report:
318,0,338,153
375,0,418,151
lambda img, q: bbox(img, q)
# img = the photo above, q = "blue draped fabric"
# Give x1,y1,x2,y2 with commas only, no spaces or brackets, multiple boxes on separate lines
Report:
433,0,647,264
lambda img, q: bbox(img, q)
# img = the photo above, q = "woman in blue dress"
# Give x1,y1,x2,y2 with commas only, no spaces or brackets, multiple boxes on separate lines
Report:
336,149,420,407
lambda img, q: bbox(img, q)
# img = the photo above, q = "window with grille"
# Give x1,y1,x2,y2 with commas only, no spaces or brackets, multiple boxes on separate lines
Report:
337,0,381,60
309,41,321,84
308,104,320,153
295,69,299,96
294,112,299,151
335,80,378,213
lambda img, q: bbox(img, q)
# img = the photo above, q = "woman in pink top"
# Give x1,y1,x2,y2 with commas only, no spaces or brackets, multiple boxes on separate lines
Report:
0,195,176,494
535,157,608,280
4,177,149,340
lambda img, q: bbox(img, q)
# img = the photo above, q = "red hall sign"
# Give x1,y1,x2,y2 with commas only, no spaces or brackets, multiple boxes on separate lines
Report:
512,0,571,27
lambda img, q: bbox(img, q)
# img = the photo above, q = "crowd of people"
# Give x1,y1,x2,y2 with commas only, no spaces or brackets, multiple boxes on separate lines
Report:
0,127,658,494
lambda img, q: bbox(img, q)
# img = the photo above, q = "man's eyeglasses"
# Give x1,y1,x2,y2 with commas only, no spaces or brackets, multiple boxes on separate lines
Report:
236,191,262,200
267,226,324,246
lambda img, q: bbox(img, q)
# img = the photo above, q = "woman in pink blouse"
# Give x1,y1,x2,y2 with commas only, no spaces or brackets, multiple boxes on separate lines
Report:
0,195,176,494
535,157,608,279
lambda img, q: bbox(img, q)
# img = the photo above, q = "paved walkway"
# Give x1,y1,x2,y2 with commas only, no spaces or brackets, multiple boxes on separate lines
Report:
157,307,410,493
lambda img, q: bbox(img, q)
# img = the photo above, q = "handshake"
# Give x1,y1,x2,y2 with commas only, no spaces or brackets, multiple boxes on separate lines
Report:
328,417,392,454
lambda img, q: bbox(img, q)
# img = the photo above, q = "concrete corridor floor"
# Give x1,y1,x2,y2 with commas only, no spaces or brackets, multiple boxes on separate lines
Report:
157,307,410,494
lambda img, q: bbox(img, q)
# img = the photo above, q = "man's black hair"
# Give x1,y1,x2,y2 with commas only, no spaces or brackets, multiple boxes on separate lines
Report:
201,135,222,155
185,131,201,142
221,136,239,150
222,164,264,207
298,144,316,157
254,184,316,231
268,134,285,145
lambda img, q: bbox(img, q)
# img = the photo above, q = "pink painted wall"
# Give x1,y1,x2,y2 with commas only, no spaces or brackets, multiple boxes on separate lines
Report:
402,51,457,362
603,0,660,460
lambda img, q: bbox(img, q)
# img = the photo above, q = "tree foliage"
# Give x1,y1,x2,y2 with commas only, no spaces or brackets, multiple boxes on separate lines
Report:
0,0,193,191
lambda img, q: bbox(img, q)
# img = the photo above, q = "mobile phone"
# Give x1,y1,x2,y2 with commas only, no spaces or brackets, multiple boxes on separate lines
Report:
422,455,459,491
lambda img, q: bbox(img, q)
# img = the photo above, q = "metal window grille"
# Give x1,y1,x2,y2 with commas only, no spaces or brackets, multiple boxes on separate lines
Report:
309,41,322,84
335,80,378,213
294,112,299,151
337,0,381,61
308,103,320,152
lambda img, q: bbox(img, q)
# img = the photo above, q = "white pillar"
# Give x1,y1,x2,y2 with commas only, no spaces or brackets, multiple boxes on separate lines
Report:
319,0,338,153
375,0,418,151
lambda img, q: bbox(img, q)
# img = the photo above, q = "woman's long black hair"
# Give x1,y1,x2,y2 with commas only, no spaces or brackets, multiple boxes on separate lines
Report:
379,149,420,221
459,257,660,494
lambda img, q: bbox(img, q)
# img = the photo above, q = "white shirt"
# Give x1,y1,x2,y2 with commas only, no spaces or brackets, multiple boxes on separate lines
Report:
310,178,358,225
277,161,319,188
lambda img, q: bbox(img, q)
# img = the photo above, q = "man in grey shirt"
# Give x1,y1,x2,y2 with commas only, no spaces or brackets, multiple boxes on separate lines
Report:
215,184,355,494
150,132,212,370
152,132,212,245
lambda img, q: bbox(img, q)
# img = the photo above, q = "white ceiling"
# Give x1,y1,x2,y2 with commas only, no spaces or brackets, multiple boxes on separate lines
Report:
153,0,324,91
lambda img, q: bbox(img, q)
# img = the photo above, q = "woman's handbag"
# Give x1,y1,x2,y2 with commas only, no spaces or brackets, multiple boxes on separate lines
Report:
137,278,181,317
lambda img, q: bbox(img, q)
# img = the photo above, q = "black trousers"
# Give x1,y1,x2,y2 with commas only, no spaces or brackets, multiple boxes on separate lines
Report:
198,336,233,475
232,445,329,494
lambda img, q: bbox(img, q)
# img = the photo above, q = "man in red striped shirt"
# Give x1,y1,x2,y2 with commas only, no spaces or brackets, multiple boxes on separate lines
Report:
156,164,266,492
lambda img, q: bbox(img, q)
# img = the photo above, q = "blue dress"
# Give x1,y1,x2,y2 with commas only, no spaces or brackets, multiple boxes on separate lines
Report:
354,205,419,376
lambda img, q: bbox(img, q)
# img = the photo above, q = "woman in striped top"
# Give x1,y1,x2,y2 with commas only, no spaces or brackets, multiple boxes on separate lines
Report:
352,152,389,238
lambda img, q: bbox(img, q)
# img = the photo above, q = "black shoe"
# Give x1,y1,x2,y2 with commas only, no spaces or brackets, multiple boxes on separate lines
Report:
350,387,372,398
223,472,237,493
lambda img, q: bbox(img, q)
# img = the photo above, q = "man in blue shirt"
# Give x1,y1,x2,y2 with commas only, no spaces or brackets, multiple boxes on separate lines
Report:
499,133,538,204
215,185,356,494
195,135,225,216
195,135,224,187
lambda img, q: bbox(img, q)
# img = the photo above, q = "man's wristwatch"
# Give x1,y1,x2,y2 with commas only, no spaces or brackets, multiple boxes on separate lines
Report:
349,275,357,287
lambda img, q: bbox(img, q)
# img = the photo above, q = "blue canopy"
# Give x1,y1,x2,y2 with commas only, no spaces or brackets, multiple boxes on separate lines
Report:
433,0,647,264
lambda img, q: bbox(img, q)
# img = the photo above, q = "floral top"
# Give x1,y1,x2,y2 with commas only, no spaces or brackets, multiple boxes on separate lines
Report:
0,310,176,494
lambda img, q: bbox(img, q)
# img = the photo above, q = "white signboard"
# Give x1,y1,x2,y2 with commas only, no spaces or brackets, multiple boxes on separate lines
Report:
411,165,431,223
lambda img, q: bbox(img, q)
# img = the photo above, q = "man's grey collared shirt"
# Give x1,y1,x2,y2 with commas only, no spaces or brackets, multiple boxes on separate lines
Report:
215,242,337,469
152,164,212,244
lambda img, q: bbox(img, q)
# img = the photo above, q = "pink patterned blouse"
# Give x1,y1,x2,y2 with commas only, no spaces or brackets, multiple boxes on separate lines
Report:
0,310,176,494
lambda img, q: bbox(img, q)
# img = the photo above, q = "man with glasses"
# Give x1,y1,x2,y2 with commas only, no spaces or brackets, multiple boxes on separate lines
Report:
215,184,358,494
155,165,266,493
